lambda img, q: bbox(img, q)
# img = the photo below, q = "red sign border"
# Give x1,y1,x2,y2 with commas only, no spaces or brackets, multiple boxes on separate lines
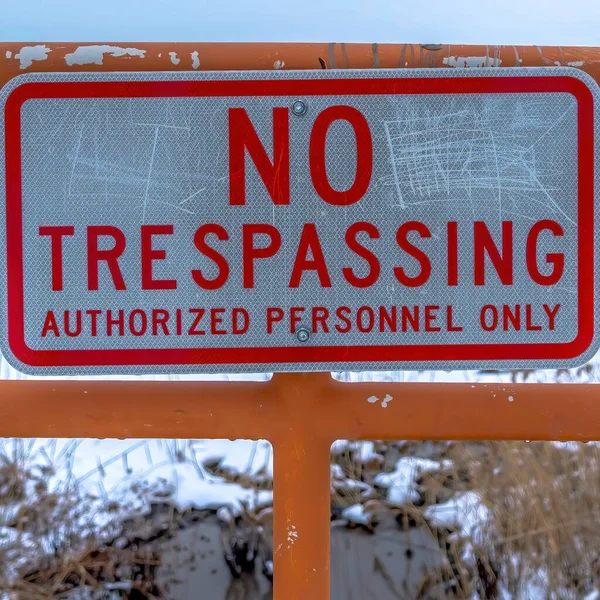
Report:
3,75,596,368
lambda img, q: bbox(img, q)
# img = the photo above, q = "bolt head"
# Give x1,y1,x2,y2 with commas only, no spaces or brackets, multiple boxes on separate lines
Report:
296,328,310,343
292,100,307,116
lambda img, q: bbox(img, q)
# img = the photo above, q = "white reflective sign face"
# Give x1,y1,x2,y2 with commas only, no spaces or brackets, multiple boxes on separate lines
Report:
0,69,598,375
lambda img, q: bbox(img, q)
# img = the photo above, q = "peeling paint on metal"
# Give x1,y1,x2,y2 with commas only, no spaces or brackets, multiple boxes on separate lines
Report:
15,45,51,69
287,524,298,547
443,55,503,68
191,51,200,69
493,45,501,67
372,43,380,68
273,59,285,70
399,43,415,69
535,45,553,65
341,42,349,69
5,51,12,59
169,52,180,66
568,60,585,67
367,395,393,408
327,42,337,69
513,46,520,67
64,45,146,66
399,43,407,68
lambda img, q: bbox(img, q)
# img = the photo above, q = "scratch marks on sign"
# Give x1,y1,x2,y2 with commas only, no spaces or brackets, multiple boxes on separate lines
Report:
179,187,207,205
136,123,197,221
381,97,576,225
62,105,209,220
64,45,146,66
15,45,51,69
67,126,85,205
143,127,161,223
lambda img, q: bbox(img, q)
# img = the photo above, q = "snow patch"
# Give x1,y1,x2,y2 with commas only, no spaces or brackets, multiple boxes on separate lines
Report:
200,439,272,476
341,503,371,525
551,441,587,451
149,462,272,513
330,441,382,465
375,457,447,504
443,55,502,68
65,45,146,66
424,491,490,542
15,45,51,69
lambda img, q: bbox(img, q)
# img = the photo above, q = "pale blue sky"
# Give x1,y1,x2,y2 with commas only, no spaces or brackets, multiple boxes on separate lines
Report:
1,0,599,45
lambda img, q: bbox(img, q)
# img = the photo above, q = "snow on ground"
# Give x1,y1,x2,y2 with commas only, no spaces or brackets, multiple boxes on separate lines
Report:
0,437,273,518
375,457,450,504
424,491,490,541
146,462,272,512
331,440,382,463
341,504,372,525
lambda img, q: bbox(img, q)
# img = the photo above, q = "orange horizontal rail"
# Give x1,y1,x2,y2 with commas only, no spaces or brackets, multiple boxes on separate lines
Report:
0,373,598,598
0,374,596,442
0,42,600,84
1,42,599,600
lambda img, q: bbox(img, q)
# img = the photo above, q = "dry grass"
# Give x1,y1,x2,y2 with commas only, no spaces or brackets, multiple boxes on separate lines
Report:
332,439,600,599
0,439,274,599
448,440,600,598
1,436,600,598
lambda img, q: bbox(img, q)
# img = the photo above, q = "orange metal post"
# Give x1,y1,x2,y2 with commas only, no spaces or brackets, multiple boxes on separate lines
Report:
1,42,600,600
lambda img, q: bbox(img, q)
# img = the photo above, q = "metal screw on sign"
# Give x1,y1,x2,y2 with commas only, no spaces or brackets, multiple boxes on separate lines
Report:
292,100,308,116
296,328,310,342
